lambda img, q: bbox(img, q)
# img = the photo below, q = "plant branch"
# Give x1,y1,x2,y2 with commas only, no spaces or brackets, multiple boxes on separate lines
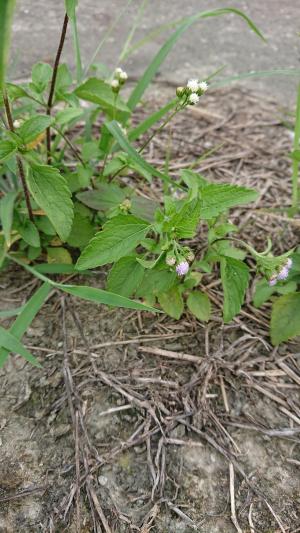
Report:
2,89,33,221
46,13,69,163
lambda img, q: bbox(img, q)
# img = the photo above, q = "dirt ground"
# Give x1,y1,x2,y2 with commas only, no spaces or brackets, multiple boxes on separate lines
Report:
1,88,300,532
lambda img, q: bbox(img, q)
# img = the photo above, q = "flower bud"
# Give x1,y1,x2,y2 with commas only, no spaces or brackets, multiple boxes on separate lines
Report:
187,251,195,262
176,86,185,98
166,254,176,266
119,198,131,212
111,79,120,93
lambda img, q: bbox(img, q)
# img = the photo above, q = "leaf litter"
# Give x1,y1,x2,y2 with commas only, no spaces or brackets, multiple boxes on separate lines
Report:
0,86,300,532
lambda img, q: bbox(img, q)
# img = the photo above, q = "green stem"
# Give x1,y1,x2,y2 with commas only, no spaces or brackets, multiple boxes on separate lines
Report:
291,83,300,210
2,89,33,221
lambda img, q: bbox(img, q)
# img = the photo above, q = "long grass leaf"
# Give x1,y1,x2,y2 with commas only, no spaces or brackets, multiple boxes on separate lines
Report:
127,8,264,111
0,0,16,90
0,283,51,367
292,84,300,208
7,255,159,313
0,325,42,367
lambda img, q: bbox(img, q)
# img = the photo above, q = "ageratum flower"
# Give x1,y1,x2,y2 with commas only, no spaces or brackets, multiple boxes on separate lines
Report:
176,260,189,276
187,79,199,92
277,265,289,281
188,93,199,105
199,81,208,92
268,275,277,287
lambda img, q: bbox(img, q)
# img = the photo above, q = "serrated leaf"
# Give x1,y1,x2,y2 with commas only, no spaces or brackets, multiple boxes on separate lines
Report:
18,115,54,144
158,286,184,319
172,198,201,238
76,214,150,269
27,164,74,241
0,140,17,162
0,191,16,245
75,78,131,119
187,291,211,322
221,256,249,323
200,183,258,219
271,292,300,345
107,256,144,297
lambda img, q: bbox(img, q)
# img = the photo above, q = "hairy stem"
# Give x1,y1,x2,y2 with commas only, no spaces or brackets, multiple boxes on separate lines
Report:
2,89,33,221
46,13,69,163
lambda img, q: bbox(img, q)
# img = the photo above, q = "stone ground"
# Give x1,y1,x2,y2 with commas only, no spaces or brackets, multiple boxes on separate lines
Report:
10,0,300,106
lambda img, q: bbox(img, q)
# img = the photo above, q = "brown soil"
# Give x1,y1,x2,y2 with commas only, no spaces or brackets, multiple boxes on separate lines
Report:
1,88,300,532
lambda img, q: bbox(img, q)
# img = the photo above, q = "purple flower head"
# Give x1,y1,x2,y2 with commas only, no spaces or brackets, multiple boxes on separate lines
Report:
269,276,277,287
286,258,293,270
277,266,289,281
176,260,189,277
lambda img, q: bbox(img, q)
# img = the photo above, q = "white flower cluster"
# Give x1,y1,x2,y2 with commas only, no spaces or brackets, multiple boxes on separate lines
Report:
176,78,208,106
110,67,128,92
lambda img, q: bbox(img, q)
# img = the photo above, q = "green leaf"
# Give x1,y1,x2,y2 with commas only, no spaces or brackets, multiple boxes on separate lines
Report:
7,254,159,315
131,196,158,223
0,191,16,245
0,281,51,367
27,164,74,241
107,256,144,297
17,219,40,247
18,115,54,145
106,121,180,188
66,210,95,248
0,0,16,90
253,278,275,308
187,291,211,322
77,183,127,211
0,326,41,367
0,306,25,318
31,62,52,92
75,78,131,119
76,214,150,269
47,247,72,264
128,99,177,142
271,293,300,345
171,199,201,238
200,183,258,219
58,283,158,313
65,0,77,19
55,107,84,126
221,256,249,323
128,8,264,110
65,0,82,82
158,286,184,319
0,140,17,162
136,268,176,298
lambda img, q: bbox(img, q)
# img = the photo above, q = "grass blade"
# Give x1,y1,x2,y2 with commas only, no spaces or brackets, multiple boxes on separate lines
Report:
0,281,51,367
0,325,42,367
128,99,177,142
0,305,25,318
106,120,183,189
0,0,16,90
65,0,83,82
118,0,148,64
7,254,160,314
127,7,264,111
292,84,300,209
57,283,159,312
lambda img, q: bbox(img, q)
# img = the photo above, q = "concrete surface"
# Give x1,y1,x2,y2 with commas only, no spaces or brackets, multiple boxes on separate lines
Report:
10,0,300,106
